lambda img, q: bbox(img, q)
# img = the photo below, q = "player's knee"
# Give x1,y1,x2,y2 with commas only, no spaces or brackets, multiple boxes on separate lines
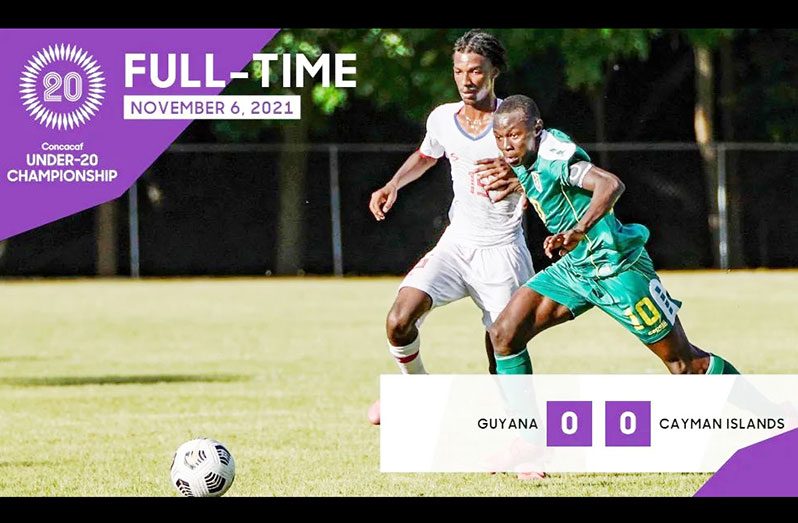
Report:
663,360,689,374
386,310,416,346
655,348,704,374
652,331,706,374
489,321,515,357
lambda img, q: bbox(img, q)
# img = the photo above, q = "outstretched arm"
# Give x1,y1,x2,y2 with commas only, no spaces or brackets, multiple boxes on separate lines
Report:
543,164,626,258
369,151,438,221
472,157,523,202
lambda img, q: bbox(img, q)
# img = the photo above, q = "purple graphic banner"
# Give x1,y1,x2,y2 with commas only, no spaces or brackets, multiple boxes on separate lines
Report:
0,29,279,240
695,428,798,497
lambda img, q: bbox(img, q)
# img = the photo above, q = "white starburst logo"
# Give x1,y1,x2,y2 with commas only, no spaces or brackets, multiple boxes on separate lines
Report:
19,44,106,131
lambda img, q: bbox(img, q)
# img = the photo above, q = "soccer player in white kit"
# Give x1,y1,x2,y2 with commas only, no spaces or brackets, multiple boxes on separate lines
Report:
369,31,558,386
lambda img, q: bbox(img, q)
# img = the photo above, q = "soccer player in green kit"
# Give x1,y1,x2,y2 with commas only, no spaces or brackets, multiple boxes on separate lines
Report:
485,95,740,375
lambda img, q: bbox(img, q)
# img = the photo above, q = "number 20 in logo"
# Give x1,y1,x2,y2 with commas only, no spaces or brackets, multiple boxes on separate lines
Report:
19,44,105,130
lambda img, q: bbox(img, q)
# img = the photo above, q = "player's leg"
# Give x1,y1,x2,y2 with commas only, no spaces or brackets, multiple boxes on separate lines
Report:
385,287,433,374
370,292,429,424
468,239,536,375
639,255,740,374
646,317,740,374
645,316,710,373
484,332,497,374
386,243,469,374
369,244,470,425
488,262,591,375
480,269,579,479
596,250,740,374
488,287,573,373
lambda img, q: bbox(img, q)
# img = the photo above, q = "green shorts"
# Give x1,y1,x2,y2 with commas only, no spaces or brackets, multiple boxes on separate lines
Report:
526,250,682,344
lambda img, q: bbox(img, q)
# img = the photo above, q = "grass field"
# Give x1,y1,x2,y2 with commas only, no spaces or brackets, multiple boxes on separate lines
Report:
0,271,795,496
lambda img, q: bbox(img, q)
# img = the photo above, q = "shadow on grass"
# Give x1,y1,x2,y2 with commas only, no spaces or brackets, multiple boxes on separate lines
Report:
0,374,250,387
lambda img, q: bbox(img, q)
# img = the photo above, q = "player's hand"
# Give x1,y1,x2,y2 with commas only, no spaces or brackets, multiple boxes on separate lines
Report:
369,183,398,221
471,158,522,202
543,229,586,258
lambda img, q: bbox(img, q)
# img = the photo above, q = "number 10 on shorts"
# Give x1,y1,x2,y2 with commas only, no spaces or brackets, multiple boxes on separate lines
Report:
546,401,651,447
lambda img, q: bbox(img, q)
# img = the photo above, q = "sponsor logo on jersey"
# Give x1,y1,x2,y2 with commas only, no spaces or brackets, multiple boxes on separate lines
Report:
531,171,543,193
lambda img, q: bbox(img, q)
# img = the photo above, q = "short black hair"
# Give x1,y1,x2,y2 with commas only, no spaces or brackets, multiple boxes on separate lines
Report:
495,95,541,127
453,30,508,73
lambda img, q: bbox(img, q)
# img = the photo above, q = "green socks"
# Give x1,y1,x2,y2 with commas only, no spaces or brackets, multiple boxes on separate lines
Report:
707,354,741,375
495,348,533,375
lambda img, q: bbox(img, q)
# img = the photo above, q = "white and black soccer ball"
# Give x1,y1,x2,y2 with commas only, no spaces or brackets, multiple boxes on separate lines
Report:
170,438,236,497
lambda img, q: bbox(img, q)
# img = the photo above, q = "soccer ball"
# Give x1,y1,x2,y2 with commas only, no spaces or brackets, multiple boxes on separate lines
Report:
170,438,236,497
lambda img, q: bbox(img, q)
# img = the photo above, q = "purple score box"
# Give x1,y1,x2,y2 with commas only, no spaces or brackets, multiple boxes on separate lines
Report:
546,401,592,447
605,401,651,447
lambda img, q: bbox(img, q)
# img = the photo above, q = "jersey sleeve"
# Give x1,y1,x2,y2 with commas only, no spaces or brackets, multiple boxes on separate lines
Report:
556,145,592,187
419,110,445,159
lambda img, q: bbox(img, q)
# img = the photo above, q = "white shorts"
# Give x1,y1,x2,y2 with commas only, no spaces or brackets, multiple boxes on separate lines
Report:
399,237,535,329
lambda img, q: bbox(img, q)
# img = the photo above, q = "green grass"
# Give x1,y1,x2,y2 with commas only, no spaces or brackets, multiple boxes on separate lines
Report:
0,271,795,496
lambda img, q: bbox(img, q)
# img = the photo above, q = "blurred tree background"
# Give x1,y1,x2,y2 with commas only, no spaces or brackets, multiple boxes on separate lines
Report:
3,28,797,276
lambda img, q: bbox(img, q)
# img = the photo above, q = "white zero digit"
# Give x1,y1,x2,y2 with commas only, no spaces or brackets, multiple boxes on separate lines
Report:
63,72,82,102
620,411,637,435
562,411,578,435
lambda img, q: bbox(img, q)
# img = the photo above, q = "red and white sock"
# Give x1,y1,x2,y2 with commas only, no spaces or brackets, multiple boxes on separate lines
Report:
388,337,427,374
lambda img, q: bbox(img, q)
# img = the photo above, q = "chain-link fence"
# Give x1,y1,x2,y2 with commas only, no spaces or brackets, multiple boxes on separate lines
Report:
1,143,796,277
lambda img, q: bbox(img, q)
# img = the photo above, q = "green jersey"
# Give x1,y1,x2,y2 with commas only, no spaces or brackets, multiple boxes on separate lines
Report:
512,128,649,278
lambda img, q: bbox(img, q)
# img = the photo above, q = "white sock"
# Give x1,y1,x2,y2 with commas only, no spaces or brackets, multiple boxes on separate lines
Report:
388,336,427,374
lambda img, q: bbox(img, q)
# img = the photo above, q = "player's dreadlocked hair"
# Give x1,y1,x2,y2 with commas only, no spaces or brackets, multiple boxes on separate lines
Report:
453,30,508,73
495,95,541,126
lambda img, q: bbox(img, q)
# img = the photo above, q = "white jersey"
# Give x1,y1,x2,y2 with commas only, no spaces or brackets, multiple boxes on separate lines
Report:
419,101,525,248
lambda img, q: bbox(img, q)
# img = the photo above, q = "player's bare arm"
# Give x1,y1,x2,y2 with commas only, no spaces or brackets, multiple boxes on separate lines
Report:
369,151,438,221
543,164,625,258
471,157,523,202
